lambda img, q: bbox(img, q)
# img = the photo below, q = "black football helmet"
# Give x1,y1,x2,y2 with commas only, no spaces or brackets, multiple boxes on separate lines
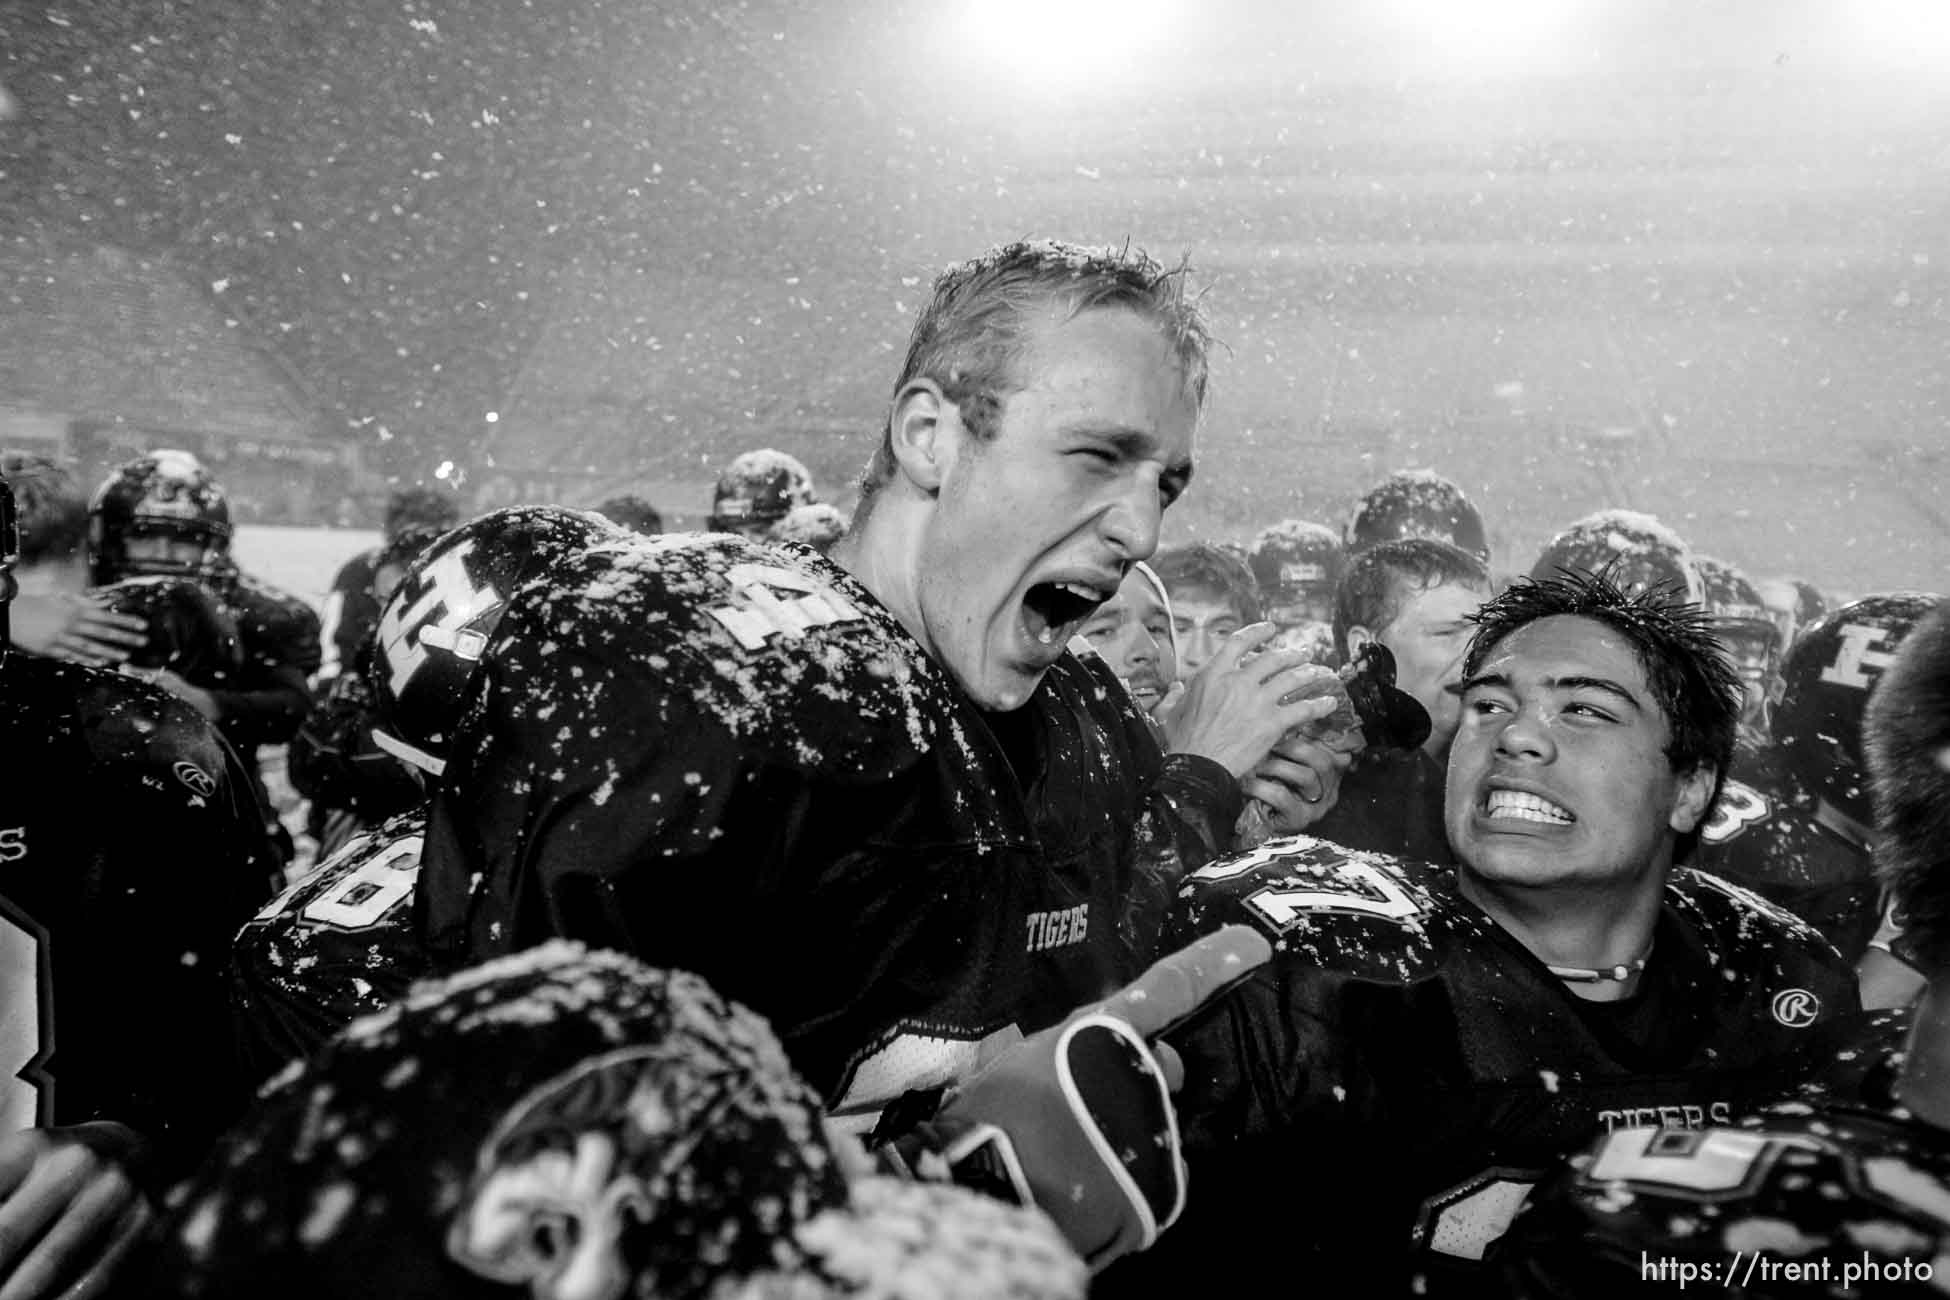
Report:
368,506,622,777
1530,509,1705,606
1771,591,1943,826
1698,555,1782,724
95,576,244,684
88,449,233,585
1248,520,1344,628
707,449,815,536
1346,470,1490,564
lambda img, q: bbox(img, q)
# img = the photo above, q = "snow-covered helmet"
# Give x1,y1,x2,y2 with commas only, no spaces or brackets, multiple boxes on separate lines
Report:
1346,469,1490,565
708,450,816,536
1248,520,1344,627
89,449,233,584
1529,509,1705,606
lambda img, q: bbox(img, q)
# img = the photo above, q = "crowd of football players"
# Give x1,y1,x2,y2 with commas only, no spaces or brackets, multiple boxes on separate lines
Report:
2,238,1948,1298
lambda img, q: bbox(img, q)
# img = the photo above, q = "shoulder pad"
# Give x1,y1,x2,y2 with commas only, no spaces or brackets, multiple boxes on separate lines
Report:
65,663,233,798
498,533,964,779
226,573,324,636
1668,867,1845,974
1172,835,1470,984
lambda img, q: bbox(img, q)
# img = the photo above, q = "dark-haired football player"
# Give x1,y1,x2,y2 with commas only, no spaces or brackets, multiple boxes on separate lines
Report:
1492,598,1950,1298
1110,570,1857,1297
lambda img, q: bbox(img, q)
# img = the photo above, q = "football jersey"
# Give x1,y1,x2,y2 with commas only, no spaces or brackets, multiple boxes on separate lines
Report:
1696,746,1880,962
318,545,381,682
0,653,278,1178
1122,835,1860,1298
414,534,1242,1116
1497,1102,1950,1298
230,809,431,1081
205,566,324,752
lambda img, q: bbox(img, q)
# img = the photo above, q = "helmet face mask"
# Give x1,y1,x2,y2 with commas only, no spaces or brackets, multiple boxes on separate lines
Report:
708,450,815,536
1249,521,1343,627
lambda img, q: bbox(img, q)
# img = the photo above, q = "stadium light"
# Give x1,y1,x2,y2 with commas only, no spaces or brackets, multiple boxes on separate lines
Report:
947,0,1177,96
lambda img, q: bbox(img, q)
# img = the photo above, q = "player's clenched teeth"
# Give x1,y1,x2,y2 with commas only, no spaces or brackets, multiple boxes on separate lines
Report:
1485,789,1575,824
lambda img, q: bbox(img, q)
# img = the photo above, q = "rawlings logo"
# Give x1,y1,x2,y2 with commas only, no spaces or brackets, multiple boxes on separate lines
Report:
173,760,216,799
1771,988,1820,1028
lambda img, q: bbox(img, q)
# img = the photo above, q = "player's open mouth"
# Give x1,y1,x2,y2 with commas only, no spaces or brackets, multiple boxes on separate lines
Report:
1021,579,1112,648
1485,789,1575,825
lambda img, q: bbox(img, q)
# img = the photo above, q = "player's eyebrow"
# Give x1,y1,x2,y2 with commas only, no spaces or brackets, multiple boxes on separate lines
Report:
1547,675,1645,713
1069,425,1196,502
1458,670,1644,713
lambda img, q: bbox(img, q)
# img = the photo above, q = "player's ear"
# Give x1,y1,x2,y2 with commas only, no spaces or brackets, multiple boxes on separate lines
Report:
1346,626,1377,656
888,379,953,496
1668,762,1718,835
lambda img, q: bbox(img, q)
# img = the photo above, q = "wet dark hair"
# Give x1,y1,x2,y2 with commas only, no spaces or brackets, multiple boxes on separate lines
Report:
856,239,1211,511
1332,537,1490,660
1465,567,1743,857
1150,541,1262,625
1868,601,1950,974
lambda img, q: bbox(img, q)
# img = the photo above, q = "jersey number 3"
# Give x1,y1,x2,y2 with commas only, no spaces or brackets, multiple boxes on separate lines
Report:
1700,779,1772,845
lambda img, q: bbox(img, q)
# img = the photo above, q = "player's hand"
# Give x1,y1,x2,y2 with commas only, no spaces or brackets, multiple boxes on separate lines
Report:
1238,727,1362,839
6,593,148,667
890,926,1273,1271
141,667,221,720
0,1125,153,1300
1161,624,1344,779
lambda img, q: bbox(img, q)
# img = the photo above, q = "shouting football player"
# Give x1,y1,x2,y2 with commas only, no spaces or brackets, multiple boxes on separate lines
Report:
381,240,1351,1268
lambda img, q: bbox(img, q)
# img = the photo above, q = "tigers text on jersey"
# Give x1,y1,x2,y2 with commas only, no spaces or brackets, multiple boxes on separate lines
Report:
1498,1103,1950,1298
1111,836,1859,1299
0,654,277,1179
413,534,1241,1114
231,809,431,1081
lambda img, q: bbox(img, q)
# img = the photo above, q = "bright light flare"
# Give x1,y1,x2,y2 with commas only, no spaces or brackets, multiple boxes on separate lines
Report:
1375,0,1600,75
949,0,1177,96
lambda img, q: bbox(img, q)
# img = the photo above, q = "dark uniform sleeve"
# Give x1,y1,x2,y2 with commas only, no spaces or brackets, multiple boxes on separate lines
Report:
81,684,279,1181
319,549,380,681
419,651,781,969
286,649,424,823
209,585,323,750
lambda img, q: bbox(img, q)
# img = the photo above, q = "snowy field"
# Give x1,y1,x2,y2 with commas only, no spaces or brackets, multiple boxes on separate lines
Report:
230,525,380,877
232,524,380,613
